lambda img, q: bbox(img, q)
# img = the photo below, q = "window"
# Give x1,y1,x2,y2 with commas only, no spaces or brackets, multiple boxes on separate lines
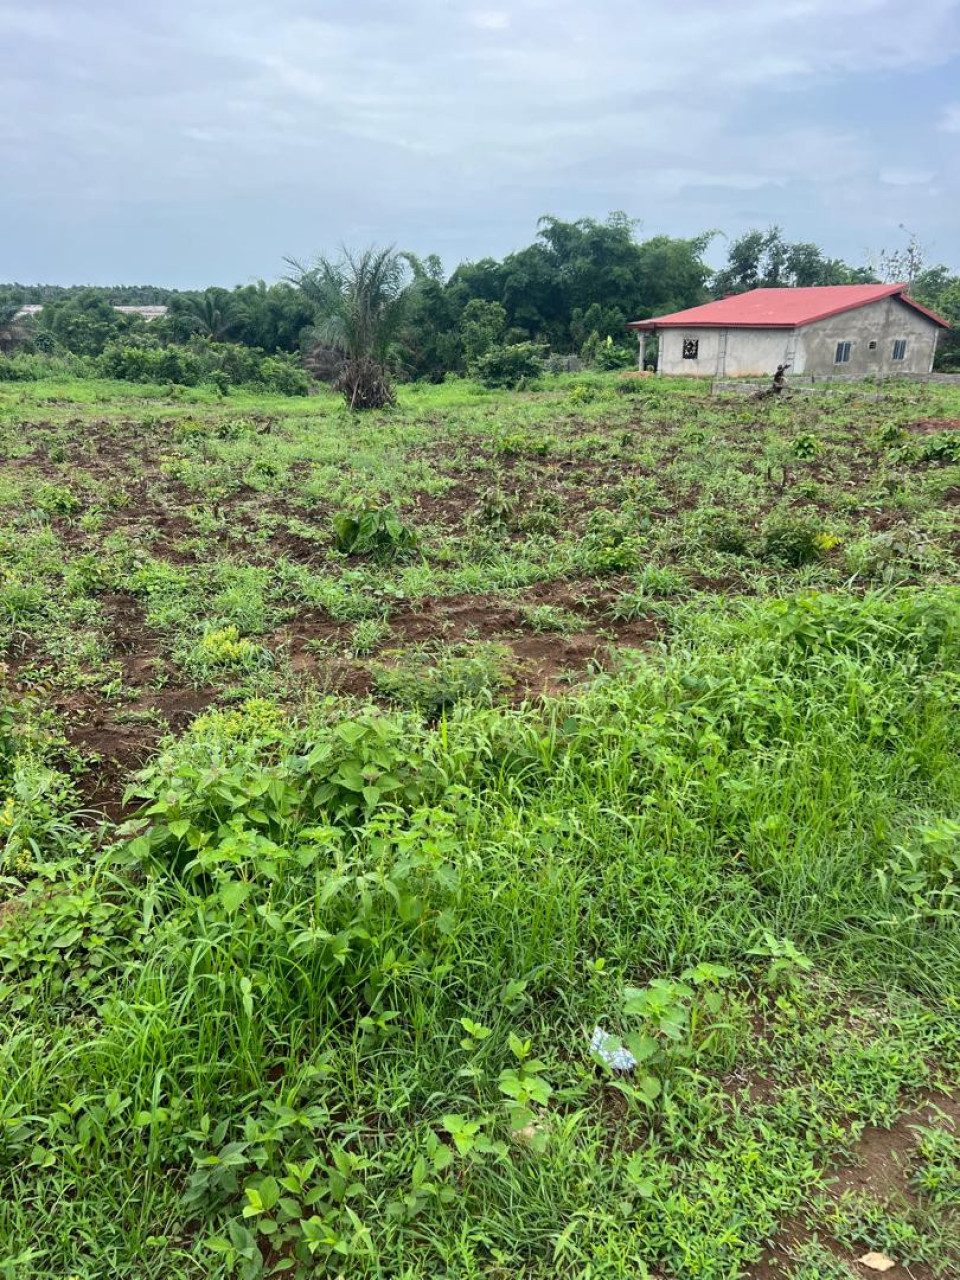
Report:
892,339,907,361
868,340,877,350
834,341,851,365
682,339,699,360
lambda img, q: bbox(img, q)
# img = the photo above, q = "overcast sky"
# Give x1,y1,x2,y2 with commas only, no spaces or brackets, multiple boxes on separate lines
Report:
3,0,960,287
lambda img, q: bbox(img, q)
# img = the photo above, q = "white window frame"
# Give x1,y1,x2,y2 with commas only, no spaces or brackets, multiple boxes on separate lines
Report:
834,341,852,365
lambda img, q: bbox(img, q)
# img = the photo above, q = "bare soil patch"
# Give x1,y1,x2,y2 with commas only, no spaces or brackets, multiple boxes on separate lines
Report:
746,1093,960,1279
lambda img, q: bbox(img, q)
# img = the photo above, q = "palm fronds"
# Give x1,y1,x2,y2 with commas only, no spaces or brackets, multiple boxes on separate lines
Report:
287,247,413,409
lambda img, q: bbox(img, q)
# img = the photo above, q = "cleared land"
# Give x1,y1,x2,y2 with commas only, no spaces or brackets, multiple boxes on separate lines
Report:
0,373,959,1278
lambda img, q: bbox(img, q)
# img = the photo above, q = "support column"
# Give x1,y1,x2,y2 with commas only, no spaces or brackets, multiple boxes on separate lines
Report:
637,332,646,371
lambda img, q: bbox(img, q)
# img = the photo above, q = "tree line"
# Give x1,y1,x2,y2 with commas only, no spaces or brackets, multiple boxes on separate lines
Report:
2,215,958,396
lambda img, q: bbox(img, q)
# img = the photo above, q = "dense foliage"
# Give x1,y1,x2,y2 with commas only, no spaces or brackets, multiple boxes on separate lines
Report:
2,215,958,386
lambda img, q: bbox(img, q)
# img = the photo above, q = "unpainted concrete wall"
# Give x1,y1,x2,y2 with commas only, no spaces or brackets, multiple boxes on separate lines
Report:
794,297,939,376
658,327,791,376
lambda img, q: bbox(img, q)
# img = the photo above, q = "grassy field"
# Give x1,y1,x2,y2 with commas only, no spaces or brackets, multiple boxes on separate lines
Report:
0,372,959,1278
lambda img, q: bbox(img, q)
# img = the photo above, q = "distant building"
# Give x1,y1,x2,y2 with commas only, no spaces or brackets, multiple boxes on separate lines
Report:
628,284,948,378
14,304,167,322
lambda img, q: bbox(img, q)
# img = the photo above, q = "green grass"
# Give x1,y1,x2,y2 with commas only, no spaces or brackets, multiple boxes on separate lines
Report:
0,372,959,1277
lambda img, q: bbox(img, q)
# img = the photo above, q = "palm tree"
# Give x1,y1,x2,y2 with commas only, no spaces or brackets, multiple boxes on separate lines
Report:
287,247,412,409
177,289,248,343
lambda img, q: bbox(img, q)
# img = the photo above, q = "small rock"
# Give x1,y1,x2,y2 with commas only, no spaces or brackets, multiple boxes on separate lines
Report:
858,1252,896,1272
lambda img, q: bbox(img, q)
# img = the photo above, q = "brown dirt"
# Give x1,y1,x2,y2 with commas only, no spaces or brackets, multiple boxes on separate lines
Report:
906,418,960,436
745,1093,960,1279
53,593,216,822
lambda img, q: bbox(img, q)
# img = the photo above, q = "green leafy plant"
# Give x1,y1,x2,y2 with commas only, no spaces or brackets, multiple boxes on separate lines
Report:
601,964,735,1106
747,931,814,990
371,642,510,718
475,486,517,531
877,818,960,921
760,514,836,566
472,342,546,390
791,431,821,459
332,507,419,559
498,1032,553,1145
920,431,960,462
192,625,268,672
909,1123,960,1207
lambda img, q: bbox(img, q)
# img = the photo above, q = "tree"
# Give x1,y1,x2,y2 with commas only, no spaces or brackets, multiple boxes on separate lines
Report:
288,246,414,409
713,226,866,295
166,288,248,342
38,291,138,357
912,265,960,371
460,299,507,366
231,281,315,353
870,226,927,285
397,255,460,381
632,233,714,318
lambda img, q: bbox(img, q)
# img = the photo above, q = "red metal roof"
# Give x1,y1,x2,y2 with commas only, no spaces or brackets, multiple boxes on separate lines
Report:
628,284,950,331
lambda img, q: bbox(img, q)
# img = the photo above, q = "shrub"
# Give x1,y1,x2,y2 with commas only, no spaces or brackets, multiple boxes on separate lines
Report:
695,508,753,555
0,352,94,381
759,514,836,567
791,432,821,459
471,342,546,389
97,341,309,394
475,487,517,531
920,432,960,463
844,527,935,583
98,342,206,386
332,507,420,560
187,626,269,674
371,643,510,718
568,383,600,404
577,510,644,575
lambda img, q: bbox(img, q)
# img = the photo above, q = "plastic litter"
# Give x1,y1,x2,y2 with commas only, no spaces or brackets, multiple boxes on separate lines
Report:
589,1026,637,1072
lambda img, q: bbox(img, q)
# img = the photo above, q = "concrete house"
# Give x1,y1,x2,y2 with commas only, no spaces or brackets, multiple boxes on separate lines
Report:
628,284,948,378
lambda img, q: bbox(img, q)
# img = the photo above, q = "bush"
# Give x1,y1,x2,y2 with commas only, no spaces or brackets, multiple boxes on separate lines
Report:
471,342,546,389
695,508,753,555
920,432,960,463
371,643,510,718
759,514,836,567
97,341,309,394
332,507,420,560
99,342,206,386
0,352,92,381
791,432,821,459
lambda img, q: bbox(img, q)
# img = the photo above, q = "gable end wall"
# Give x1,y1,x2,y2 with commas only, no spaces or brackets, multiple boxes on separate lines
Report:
794,297,939,376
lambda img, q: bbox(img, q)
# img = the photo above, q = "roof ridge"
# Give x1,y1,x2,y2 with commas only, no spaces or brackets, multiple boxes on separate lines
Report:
628,284,949,331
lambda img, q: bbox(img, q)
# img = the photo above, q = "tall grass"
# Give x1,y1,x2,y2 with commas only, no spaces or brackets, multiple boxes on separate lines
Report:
1,589,959,1277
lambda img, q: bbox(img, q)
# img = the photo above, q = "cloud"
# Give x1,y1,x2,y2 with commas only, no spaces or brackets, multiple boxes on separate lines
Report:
468,10,511,29
880,167,936,186
2,0,959,283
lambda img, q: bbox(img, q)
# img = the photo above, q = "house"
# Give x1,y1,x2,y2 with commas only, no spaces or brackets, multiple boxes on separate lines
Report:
627,284,948,378
13,304,167,322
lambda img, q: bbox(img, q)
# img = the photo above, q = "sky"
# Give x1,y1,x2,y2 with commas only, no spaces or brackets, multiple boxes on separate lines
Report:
3,0,960,287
